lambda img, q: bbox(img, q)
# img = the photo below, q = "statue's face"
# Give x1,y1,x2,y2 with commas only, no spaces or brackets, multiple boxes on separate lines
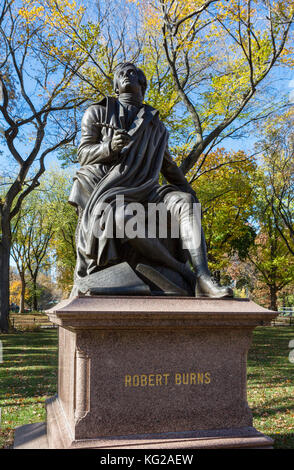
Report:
115,65,142,96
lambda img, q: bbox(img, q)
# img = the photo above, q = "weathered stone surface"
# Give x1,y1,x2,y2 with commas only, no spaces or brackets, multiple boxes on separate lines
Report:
36,296,276,449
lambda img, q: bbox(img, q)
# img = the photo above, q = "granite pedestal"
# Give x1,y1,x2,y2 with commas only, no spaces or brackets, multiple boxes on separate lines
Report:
14,296,277,449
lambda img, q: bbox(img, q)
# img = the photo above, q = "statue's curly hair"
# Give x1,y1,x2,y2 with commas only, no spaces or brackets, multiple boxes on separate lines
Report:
113,63,147,98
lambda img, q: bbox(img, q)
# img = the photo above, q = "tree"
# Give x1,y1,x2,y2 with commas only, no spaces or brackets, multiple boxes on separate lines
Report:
10,168,77,309
11,190,56,311
24,1,294,180
9,278,22,308
16,0,145,166
131,0,294,176
25,272,59,311
248,228,294,311
23,206,54,311
28,1,294,172
11,207,30,313
247,169,294,310
0,0,87,330
256,108,294,257
188,147,257,275
7,0,293,306
44,169,77,297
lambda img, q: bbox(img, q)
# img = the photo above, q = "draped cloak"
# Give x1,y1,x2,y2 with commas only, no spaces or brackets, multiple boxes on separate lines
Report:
69,96,196,275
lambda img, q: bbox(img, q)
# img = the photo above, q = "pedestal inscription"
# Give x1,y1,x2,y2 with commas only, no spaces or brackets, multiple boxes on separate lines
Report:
124,371,211,387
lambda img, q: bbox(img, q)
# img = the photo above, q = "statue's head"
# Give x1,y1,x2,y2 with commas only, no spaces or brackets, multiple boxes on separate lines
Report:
113,63,147,99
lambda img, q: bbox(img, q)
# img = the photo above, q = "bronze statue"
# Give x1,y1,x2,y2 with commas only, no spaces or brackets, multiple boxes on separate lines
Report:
69,63,233,298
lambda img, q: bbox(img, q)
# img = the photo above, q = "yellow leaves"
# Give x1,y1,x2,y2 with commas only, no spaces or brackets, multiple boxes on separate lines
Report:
17,0,92,74
142,4,161,32
217,0,252,23
49,45,59,56
272,0,294,20
196,147,255,179
164,0,208,22
133,0,215,37
260,107,294,144
140,0,292,123
280,45,294,66
19,5,45,23
18,0,85,33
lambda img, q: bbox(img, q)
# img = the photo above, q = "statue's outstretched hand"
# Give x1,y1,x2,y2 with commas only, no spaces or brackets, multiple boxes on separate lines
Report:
110,129,131,153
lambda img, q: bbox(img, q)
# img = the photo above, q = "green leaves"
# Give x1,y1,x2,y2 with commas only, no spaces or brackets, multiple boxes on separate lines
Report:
188,147,257,273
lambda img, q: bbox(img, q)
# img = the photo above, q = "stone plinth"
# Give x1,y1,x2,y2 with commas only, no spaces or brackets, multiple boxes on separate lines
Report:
15,296,277,449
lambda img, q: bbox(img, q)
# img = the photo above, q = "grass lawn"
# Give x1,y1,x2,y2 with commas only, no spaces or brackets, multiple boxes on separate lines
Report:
0,326,293,449
247,326,294,448
0,329,58,449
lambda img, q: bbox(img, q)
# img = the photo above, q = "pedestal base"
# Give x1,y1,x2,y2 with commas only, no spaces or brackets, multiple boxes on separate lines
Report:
14,296,277,450
14,418,273,449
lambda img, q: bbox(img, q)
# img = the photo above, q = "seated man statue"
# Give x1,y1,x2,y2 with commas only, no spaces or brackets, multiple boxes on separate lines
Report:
69,62,233,298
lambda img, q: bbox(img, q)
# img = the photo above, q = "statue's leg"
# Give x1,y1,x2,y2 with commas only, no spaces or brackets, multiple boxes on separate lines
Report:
164,192,233,298
163,192,205,271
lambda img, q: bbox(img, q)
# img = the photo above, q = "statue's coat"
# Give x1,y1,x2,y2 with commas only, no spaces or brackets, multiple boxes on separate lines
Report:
69,96,194,271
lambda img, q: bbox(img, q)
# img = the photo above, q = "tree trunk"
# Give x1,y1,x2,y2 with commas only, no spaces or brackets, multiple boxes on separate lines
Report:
19,271,26,314
0,212,11,332
269,285,278,311
32,273,38,311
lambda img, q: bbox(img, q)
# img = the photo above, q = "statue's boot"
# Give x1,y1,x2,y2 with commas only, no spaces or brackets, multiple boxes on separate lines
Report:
195,273,233,298
187,229,233,298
